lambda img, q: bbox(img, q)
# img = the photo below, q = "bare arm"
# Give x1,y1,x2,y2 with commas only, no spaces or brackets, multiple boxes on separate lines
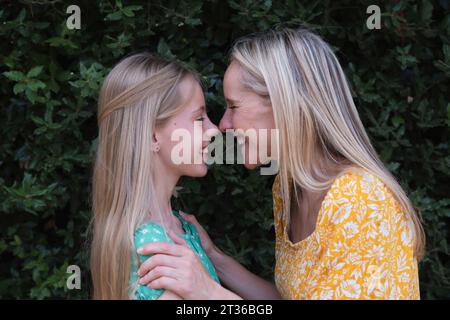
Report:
178,212,281,300
209,248,281,300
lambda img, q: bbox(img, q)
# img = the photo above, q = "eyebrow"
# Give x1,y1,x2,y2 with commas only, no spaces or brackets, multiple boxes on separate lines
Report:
192,105,205,114
225,98,241,105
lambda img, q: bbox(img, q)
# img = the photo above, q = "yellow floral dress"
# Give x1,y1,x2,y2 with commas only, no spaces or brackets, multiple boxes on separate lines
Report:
272,170,420,299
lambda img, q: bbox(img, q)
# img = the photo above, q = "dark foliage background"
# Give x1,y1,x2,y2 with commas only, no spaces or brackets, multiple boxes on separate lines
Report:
0,0,449,299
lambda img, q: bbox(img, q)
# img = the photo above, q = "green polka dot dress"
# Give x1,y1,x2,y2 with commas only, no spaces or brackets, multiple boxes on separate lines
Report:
129,210,220,299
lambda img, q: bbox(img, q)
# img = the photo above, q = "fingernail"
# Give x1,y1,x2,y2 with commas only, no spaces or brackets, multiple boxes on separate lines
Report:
137,247,144,254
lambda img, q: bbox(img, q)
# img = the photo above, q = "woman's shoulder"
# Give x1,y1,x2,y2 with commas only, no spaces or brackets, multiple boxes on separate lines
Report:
273,169,393,203
323,168,406,230
330,168,397,205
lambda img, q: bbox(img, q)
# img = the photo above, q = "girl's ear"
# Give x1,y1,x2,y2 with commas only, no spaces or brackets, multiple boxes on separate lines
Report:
152,131,160,153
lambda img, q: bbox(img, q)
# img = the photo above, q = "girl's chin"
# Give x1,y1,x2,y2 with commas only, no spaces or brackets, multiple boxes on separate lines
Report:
186,163,208,177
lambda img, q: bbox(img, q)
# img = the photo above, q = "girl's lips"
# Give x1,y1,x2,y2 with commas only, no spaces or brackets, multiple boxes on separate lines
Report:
201,143,209,161
201,145,209,164
201,139,211,151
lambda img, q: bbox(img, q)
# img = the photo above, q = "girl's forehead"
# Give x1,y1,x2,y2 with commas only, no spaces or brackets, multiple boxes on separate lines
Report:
177,78,205,113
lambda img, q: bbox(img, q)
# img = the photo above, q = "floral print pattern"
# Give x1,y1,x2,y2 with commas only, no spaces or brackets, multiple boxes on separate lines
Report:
272,170,420,299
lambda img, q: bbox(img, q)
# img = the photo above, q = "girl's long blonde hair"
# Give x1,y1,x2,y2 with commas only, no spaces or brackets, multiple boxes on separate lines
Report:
230,27,425,260
90,52,198,299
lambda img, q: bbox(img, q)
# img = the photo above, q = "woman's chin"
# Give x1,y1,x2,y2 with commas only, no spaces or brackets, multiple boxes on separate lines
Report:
243,162,260,170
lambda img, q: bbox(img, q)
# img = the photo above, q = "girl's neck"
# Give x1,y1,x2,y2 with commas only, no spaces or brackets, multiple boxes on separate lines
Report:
150,163,183,233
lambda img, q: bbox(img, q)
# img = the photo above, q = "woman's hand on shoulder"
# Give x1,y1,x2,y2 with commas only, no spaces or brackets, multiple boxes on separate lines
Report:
179,211,223,259
136,231,223,300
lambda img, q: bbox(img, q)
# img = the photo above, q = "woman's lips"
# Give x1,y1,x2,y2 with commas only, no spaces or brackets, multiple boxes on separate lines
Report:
200,142,210,163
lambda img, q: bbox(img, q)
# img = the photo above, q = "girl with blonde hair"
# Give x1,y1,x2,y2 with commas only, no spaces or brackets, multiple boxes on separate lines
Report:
90,52,239,299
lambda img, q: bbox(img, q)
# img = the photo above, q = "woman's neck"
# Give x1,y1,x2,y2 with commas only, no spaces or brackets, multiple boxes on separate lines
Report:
295,153,347,199
312,153,348,186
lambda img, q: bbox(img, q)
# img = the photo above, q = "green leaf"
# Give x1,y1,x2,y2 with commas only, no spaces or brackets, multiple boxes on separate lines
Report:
27,80,46,91
421,0,433,22
13,83,26,94
25,89,38,103
3,71,24,82
122,5,142,17
27,66,43,78
157,38,175,59
105,11,122,21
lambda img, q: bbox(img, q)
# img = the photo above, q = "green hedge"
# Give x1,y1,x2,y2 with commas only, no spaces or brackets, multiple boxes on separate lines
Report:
0,0,449,299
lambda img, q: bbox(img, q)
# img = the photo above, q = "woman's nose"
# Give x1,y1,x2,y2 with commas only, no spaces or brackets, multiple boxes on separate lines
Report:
219,109,233,132
204,117,220,139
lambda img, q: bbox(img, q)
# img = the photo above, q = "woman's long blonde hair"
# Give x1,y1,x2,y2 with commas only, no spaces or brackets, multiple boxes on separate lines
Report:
230,27,425,260
90,52,198,299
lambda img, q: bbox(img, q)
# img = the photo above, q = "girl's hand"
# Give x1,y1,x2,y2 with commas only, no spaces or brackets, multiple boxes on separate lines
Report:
136,231,221,300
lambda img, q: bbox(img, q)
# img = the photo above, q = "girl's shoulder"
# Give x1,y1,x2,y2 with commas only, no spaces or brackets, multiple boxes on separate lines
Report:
134,221,170,248
134,210,194,247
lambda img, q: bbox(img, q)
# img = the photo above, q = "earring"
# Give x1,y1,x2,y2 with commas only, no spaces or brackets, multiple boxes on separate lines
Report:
153,144,160,152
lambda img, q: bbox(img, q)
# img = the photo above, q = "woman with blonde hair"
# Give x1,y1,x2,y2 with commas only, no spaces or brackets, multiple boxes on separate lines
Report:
137,27,424,300
90,52,240,299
